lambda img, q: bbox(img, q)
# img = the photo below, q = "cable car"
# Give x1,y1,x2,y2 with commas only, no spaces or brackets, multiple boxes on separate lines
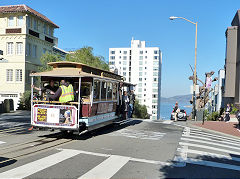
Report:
30,61,133,134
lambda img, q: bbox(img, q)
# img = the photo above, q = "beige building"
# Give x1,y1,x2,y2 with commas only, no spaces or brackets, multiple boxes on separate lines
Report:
0,4,59,110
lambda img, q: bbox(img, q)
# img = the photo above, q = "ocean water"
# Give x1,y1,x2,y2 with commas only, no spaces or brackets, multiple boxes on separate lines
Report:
160,102,192,120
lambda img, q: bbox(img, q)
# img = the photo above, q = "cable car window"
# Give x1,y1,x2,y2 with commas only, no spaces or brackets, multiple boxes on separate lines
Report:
107,82,112,100
112,83,117,100
93,80,100,101
101,81,107,101
81,82,91,101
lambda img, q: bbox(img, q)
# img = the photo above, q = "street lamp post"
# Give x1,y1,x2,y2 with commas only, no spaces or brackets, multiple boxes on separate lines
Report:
169,16,198,120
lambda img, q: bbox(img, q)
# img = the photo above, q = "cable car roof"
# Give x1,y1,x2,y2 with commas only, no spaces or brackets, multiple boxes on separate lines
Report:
30,61,123,81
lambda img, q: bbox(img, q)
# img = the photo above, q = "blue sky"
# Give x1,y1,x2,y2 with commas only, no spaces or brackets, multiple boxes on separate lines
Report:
1,0,239,97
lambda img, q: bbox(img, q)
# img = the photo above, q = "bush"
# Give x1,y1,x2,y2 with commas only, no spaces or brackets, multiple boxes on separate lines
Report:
206,111,219,121
230,104,238,115
19,90,31,110
133,100,149,119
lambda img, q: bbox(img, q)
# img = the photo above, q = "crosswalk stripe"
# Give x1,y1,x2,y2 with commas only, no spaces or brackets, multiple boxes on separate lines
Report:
78,155,130,179
189,130,240,143
0,149,81,178
178,148,240,162
182,134,240,146
181,137,240,151
179,142,240,156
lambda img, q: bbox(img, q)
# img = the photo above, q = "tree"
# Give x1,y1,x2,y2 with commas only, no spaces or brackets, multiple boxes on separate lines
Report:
133,100,149,119
66,46,109,71
38,52,62,72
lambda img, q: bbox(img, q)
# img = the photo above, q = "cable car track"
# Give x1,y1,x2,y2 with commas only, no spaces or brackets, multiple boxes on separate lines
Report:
0,132,74,166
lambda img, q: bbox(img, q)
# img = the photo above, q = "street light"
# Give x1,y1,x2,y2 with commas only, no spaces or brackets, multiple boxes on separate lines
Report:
170,16,198,120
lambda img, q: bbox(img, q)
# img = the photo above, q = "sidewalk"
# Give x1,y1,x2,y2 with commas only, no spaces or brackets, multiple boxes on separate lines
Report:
188,119,240,138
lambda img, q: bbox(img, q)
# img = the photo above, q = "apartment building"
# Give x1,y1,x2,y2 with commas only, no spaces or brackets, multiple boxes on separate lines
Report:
0,4,59,110
109,38,162,120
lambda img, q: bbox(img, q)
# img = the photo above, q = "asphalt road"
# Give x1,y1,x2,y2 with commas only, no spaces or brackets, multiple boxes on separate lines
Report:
0,111,240,178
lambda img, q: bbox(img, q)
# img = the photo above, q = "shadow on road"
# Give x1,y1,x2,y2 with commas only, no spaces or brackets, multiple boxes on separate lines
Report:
0,157,17,168
159,154,240,178
40,119,143,140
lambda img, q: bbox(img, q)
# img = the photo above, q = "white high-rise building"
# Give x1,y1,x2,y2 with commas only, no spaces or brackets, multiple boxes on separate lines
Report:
109,38,162,120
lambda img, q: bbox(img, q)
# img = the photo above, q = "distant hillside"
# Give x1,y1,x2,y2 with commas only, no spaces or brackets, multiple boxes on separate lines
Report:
161,94,192,104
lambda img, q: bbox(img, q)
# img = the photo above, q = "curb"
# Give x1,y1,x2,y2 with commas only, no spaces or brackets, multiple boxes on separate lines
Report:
186,122,240,140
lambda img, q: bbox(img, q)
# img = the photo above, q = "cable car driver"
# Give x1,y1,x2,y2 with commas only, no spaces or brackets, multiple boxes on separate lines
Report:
50,79,74,102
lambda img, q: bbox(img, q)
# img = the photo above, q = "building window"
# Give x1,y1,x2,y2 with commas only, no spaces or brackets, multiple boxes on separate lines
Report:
138,88,142,92
33,19,38,30
26,43,31,56
16,42,23,55
138,94,142,98
139,56,143,60
8,16,14,27
138,83,142,87
153,94,157,98
27,16,31,28
154,56,158,60
16,69,22,82
153,89,158,92
139,50,143,54
17,16,23,26
152,99,157,103
139,72,142,76
119,61,121,64
119,50,121,53
152,105,156,109
123,51,127,54
7,42,14,55
123,61,127,65
139,61,143,65
32,45,37,58
145,56,147,59
110,51,115,54
144,72,147,75
123,67,126,71
6,69,13,82
154,50,158,54
154,78,157,82
123,56,127,60
153,67,158,71
119,56,121,59
153,72,158,76
48,26,52,36
109,61,115,65
145,51,147,53
110,56,115,60
43,23,47,34
139,78,142,81
139,67,143,71
153,83,158,87
123,72,126,76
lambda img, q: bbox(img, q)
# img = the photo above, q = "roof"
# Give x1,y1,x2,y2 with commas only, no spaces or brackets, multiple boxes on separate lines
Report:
30,68,121,82
30,61,123,81
0,4,59,28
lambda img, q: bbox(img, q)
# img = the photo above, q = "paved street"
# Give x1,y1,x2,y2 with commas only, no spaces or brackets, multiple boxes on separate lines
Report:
0,112,240,178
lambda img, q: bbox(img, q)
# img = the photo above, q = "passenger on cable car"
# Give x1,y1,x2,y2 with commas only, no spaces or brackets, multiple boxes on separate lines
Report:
32,80,58,100
50,79,74,102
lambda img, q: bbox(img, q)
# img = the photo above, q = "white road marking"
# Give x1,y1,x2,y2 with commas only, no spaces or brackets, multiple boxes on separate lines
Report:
177,148,240,162
179,142,240,156
181,137,240,151
108,129,165,140
189,130,240,143
0,141,5,145
162,120,173,124
0,149,81,179
174,127,190,167
182,134,240,146
78,155,130,179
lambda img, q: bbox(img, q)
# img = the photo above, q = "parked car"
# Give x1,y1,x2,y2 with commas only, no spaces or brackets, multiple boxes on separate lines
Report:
171,109,187,121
